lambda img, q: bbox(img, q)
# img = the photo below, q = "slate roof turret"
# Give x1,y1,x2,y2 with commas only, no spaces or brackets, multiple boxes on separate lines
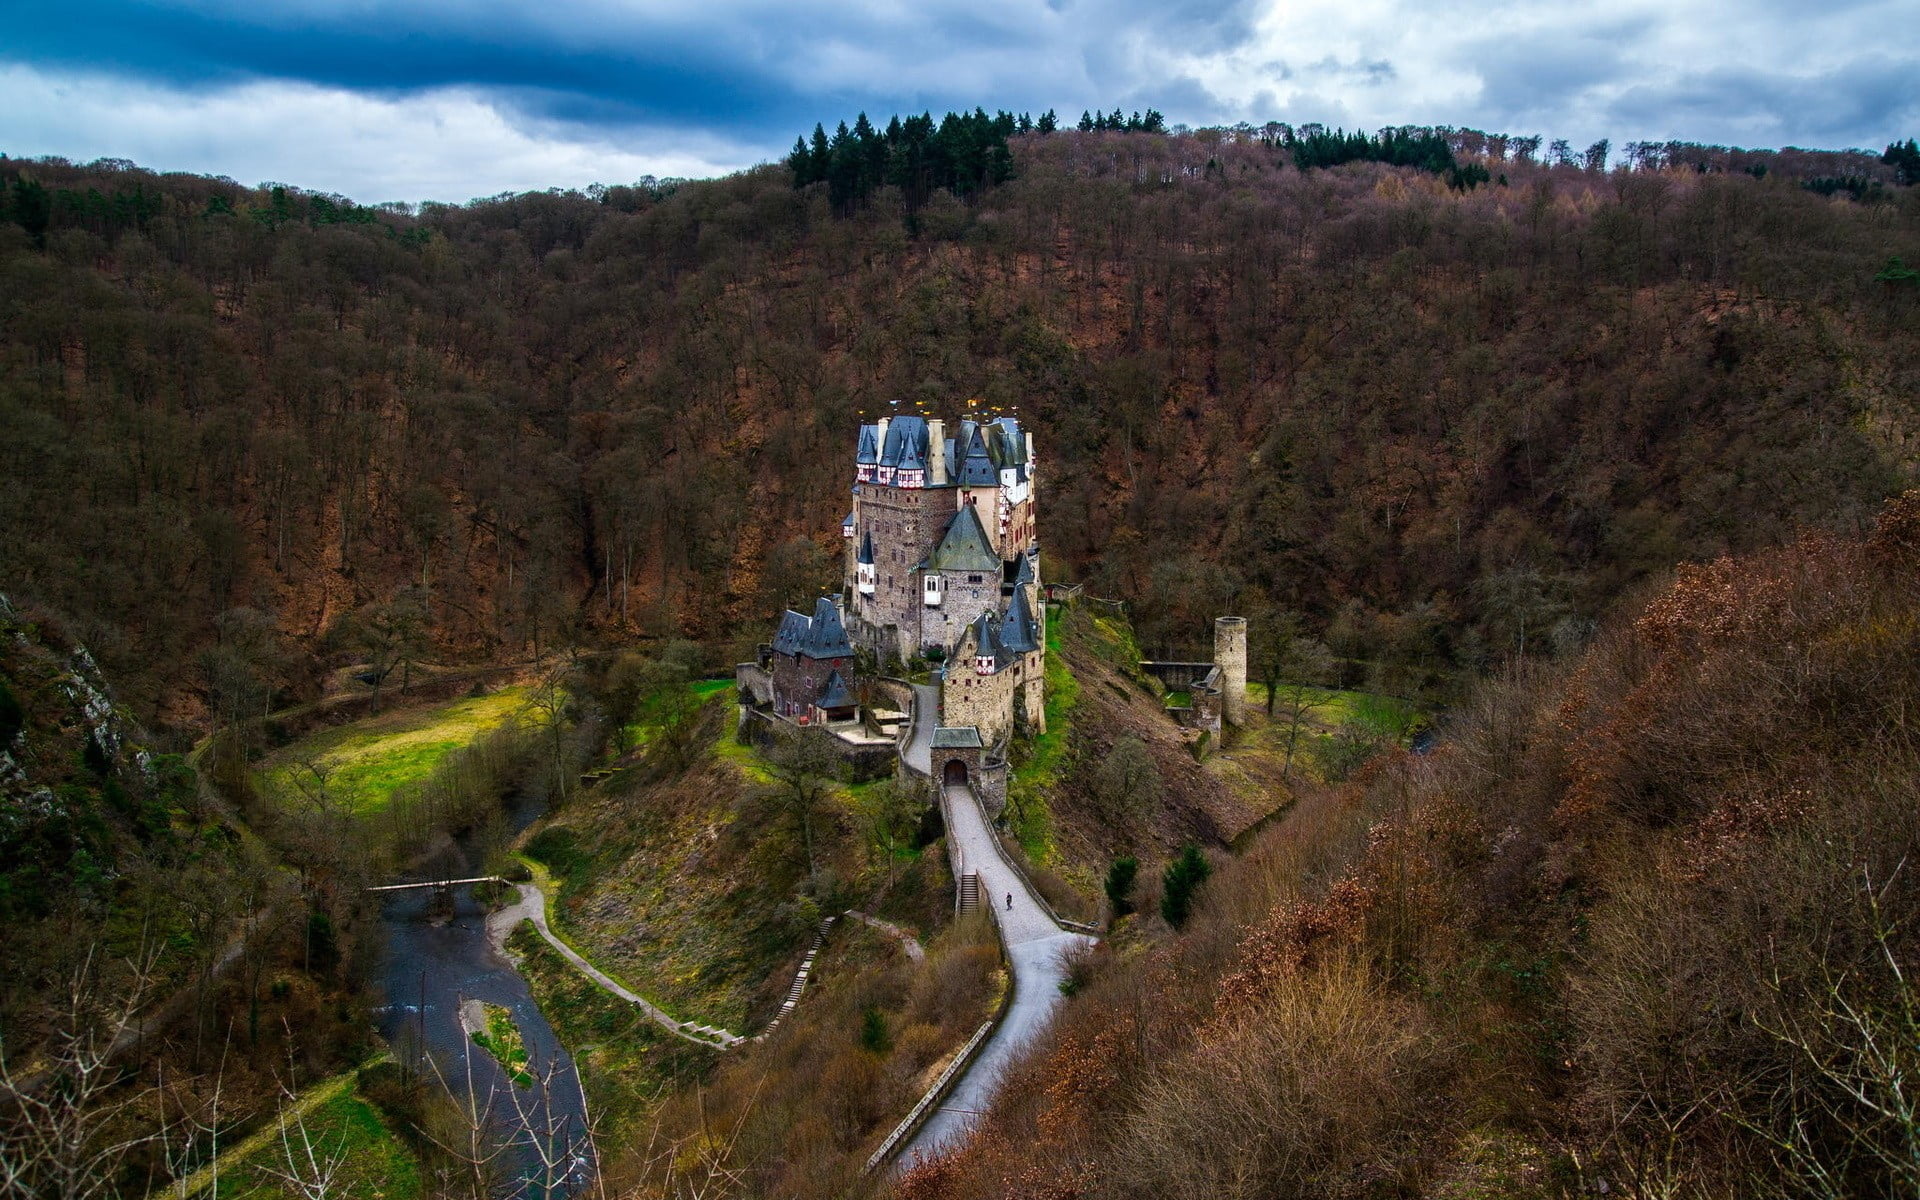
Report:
970,611,1000,660
1001,585,1041,654
856,424,880,465
929,504,1000,572
879,415,930,468
816,670,856,711
772,609,812,656
957,426,998,485
772,598,855,660
802,596,854,658
857,531,875,565
1010,549,1036,588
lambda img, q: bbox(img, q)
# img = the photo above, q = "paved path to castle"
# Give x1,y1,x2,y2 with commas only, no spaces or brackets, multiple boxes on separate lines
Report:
905,682,939,774
900,782,1095,1165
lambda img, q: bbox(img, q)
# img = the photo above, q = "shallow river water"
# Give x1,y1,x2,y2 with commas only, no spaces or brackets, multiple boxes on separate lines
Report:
372,801,594,1197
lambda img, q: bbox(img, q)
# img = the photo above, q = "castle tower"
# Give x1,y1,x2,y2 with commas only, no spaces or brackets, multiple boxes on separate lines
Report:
1215,616,1247,728
928,419,948,486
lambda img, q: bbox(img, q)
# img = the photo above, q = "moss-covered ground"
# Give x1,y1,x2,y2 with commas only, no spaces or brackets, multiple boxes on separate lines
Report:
186,1066,422,1200
257,686,531,814
469,1001,535,1088
617,678,735,750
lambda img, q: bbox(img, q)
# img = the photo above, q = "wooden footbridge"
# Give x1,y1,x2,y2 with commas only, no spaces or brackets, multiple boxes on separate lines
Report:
366,876,507,892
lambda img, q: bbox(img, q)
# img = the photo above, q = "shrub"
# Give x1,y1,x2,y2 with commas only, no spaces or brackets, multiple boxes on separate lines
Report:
0,678,25,746
1112,954,1438,1199
1161,844,1212,927
859,1006,890,1053
1105,855,1139,916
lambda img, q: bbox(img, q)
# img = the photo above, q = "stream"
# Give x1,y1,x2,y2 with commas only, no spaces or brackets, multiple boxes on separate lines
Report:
372,795,594,1197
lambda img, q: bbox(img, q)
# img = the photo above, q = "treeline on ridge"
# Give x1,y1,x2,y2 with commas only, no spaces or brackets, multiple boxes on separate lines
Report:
0,124,1916,742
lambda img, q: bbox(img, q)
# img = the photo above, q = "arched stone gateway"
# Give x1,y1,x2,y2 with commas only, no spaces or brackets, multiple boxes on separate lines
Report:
943,758,969,787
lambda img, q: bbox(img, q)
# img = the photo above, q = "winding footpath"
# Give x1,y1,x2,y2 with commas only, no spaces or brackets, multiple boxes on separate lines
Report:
487,882,743,1048
480,678,1087,1169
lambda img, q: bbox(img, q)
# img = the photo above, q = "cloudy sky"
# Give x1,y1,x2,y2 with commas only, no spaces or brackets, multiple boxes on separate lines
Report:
3,0,1915,204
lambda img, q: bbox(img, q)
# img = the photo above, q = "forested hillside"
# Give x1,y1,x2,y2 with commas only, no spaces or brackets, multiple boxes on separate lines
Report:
2,129,1916,738
900,488,1920,1200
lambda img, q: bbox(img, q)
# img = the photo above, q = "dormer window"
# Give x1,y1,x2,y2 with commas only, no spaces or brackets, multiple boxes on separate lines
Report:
975,654,993,675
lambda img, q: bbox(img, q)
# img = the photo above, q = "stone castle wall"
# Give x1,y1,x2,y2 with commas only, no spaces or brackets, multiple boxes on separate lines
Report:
944,663,1017,747
848,482,959,659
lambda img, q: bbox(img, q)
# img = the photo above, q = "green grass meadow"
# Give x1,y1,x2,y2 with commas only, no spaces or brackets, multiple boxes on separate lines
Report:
259,686,531,814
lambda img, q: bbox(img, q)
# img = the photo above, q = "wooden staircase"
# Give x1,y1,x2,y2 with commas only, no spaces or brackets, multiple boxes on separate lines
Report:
958,871,983,916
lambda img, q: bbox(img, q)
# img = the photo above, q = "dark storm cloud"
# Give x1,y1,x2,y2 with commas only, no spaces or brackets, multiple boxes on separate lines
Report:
3,0,1917,202
1604,57,1920,146
3,0,1270,143
6,0,804,134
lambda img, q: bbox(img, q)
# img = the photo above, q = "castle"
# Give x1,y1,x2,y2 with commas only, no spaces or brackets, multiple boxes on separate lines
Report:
742,412,1045,762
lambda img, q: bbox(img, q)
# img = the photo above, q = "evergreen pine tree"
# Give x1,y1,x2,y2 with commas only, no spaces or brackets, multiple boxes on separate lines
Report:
1105,856,1138,916
809,123,831,182
1160,844,1212,927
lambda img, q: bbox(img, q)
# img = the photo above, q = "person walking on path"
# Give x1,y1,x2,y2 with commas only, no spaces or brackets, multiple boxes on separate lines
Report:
1006,892,1013,911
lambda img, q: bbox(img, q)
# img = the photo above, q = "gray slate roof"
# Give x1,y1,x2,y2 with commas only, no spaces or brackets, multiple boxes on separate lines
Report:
957,426,998,485
929,504,999,572
932,726,983,749
857,531,875,565
966,610,1015,673
771,609,812,656
1001,585,1041,653
772,597,854,660
879,415,929,469
803,596,854,658
816,670,856,710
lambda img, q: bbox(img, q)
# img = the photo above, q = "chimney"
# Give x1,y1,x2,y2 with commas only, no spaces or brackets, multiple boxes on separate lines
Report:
928,419,947,485
1024,431,1036,468
875,416,892,458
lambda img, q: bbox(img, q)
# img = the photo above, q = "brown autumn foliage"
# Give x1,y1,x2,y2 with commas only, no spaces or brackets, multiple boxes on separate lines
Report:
608,912,1002,1199
2,133,1915,737
893,491,1920,1200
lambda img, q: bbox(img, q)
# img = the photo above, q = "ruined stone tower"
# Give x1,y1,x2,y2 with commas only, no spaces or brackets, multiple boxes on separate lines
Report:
1215,615,1247,727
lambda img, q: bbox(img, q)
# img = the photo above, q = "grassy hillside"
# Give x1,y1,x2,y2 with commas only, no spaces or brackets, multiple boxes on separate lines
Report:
607,913,1003,1198
256,685,530,814
170,1063,422,1200
523,696,951,1032
1008,603,1259,877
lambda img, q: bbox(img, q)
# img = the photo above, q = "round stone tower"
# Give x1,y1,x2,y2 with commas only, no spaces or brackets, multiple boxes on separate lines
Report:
1215,616,1248,728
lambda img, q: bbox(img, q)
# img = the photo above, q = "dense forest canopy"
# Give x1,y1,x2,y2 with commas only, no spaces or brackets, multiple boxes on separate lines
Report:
1,123,1917,740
